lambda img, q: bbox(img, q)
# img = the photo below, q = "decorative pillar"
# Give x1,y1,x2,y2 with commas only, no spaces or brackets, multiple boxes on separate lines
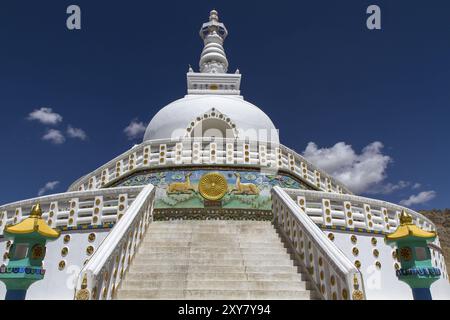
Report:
385,210,440,300
0,204,60,300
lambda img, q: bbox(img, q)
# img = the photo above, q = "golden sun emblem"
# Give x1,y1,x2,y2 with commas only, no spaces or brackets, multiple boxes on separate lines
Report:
198,172,228,201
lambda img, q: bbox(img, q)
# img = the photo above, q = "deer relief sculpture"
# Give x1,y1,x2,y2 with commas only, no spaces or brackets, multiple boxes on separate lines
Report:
230,172,259,195
167,172,196,194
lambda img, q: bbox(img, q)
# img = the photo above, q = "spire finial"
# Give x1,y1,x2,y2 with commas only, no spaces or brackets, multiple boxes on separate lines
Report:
30,203,42,218
209,9,218,22
198,9,229,73
399,209,413,225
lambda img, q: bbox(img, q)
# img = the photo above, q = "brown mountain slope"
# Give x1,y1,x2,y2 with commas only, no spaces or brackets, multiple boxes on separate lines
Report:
419,209,450,271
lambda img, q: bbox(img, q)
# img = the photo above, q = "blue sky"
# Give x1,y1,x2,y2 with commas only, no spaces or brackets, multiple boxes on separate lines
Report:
0,1,449,209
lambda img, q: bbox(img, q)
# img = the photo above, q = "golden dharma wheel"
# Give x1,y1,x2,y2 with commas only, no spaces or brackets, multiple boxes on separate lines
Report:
198,172,228,201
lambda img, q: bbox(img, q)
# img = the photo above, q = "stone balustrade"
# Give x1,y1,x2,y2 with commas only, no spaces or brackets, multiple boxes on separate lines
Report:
0,186,144,235
282,189,436,234
271,186,364,300
74,185,155,300
68,138,352,195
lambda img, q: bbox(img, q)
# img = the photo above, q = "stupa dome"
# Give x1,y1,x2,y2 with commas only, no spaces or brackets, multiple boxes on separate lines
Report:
143,95,279,143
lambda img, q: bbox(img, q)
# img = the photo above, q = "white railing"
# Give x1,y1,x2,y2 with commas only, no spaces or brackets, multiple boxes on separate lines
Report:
68,137,352,195
74,184,155,300
272,186,364,300
282,189,435,233
0,186,144,235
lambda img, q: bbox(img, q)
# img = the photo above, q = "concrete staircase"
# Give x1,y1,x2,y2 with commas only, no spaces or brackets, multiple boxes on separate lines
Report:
116,220,316,299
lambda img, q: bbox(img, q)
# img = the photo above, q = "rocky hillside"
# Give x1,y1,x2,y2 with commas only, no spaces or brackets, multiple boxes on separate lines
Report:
419,209,450,271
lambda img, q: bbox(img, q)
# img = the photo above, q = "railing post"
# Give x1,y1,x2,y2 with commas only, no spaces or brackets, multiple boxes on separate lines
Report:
363,204,374,230
68,198,79,227
322,199,332,226
343,201,353,229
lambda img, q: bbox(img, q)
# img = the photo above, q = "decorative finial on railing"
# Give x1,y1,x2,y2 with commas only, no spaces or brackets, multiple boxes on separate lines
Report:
352,274,364,300
75,273,90,300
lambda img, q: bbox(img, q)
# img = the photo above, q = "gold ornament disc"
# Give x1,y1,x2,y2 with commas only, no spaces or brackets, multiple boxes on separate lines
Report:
198,172,228,201
75,289,90,300
352,289,364,300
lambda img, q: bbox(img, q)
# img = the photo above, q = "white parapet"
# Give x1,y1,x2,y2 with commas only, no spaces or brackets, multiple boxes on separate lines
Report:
67,138,352,195
0,186,144,235
281,189,436,233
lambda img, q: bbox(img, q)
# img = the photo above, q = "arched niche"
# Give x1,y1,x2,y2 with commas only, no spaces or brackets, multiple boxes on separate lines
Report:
185,108,238,139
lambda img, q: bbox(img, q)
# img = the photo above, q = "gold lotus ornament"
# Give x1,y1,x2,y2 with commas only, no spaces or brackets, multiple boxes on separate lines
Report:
198,172,228,201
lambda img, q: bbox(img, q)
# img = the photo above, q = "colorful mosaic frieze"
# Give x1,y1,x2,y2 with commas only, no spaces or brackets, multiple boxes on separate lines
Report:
57,223,115,232
320,225,388,236
396,267,441,277
0,266,46,276
153,208,273,221
114,169,310,210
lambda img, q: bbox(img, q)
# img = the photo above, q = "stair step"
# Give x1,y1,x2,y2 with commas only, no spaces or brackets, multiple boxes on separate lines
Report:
147,226,277,231
138,247,288,254
150,221,273,225
135,253,292,261
128,265,298,273
142,240,286,247
116,220,313,300
124,272,305,281
132,257,294,266
117,289,311,300
121,280,307,290
144,234,278,239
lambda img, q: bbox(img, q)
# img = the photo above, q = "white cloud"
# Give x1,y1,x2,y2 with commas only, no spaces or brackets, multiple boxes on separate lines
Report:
367,180,417,195
124,119,146,140
303,141,391,194
400,190,436,206
42,129,65,144
67,125,87,140
27,107,63,125
38,181,60,196
412,183,421,189
377,181,410,194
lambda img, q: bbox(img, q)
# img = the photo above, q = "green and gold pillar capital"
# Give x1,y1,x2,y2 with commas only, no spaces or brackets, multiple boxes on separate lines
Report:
0,204,60,300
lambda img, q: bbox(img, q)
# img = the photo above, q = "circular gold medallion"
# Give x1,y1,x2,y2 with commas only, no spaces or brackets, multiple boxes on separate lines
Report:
198,172,228,201
88,233,96,242
58,260,66,270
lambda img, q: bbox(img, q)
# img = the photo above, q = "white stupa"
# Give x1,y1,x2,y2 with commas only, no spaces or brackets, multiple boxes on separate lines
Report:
0,10,448,300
